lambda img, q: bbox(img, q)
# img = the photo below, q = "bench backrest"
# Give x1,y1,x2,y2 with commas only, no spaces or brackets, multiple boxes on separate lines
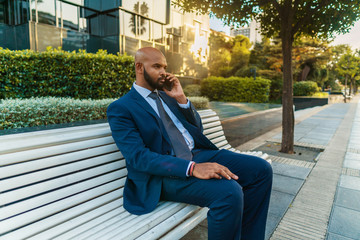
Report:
0,109,229,239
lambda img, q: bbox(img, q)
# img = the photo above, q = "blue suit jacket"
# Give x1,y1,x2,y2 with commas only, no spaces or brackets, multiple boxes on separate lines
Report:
107,87,218,215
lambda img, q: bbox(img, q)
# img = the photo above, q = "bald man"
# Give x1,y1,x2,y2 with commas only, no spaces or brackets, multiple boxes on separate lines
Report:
107,47,273,240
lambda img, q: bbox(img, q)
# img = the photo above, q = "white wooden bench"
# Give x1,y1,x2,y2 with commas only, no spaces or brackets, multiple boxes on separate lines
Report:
0,109,270,240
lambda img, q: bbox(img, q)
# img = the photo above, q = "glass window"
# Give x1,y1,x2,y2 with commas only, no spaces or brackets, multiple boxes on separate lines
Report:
37,0,56,25
61,2,78,31
172,10,182,36
138,16,150,41
0,1,6,24
153,22,163,43
17,0,29,24
185,25,194,42
103,10,119,36
173,35,180,53
123,11,136,38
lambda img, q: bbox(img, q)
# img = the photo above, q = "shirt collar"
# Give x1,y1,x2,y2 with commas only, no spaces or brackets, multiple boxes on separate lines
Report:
133,82,158,99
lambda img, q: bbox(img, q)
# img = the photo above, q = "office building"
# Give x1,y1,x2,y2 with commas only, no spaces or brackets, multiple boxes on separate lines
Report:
0,0,209,74
230,19,261,44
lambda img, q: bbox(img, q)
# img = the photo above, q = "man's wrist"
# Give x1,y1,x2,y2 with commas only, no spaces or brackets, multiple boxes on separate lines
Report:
186,161,195,177
175,95,187,104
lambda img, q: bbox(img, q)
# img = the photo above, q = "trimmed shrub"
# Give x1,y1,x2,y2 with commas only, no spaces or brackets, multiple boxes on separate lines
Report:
311,92,329,98
0,47,135,99
0,97,115,129
184,84,201,97
0,96,209,130
188,96,209,109
200,76,271,103
293,81,319,96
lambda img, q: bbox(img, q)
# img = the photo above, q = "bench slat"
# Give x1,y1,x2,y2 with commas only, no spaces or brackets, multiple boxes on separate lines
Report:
1,170,125,220
215,140,229,148
1,144,121,178
1,160,126,206
0,136,115,166
104,202,188,240
202,126,223,135
0,187,124,239
0,125,111,154
1,179,125,235
160,208,208,240
73,202,174,240
210,135,226,145
136,205,202,240
200,116,220,124
205,130,225,140
202,120,222,130
28,198,125,240
1,152,123,192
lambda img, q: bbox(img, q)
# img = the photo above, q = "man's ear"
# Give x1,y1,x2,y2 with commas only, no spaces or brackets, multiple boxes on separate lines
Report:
135,62,143,73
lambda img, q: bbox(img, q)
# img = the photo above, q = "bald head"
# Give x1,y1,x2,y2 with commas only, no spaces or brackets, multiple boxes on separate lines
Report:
135,47,165,65
134,47,168,91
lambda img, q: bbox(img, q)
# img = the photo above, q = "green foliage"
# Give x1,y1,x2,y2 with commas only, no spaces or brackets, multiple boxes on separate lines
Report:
201,76,271,103
188,96,209,109
208,33,251,77
0,97,115,130
293,81,319,96
311,92,329,98
0,47,135,99
183,84,202,97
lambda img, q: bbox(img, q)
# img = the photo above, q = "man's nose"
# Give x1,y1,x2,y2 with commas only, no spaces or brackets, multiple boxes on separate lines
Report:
160,69,166,76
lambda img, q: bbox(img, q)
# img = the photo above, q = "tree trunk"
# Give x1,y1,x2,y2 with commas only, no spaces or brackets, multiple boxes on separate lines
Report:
280,25,295,153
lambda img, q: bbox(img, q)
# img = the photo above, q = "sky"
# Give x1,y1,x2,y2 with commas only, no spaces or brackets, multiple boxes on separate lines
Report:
209,16,360,50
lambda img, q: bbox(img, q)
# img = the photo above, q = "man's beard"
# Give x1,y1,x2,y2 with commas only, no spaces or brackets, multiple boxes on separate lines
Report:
144,67,164,90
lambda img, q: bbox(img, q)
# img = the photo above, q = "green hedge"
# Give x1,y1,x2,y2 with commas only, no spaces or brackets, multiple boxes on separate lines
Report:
0,96,210,130
188,96,209,109
184,84,201,97
293,81,319,96
0,47,135,99
200,76,271,103
0,97,115,129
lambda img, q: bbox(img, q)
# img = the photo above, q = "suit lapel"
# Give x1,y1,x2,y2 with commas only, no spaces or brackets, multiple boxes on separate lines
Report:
129,88,172,146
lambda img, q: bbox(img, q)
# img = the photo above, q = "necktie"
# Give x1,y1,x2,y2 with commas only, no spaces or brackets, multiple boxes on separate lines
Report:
149,92,193,161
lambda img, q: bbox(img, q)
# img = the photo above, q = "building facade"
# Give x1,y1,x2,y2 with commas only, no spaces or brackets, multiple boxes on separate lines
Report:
0,0,209,74
230,19,261,45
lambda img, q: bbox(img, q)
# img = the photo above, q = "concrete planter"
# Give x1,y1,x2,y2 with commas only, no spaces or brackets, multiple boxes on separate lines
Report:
293,96,328,110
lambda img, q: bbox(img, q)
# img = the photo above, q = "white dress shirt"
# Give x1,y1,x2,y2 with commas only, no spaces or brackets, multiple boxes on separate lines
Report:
133,83,195,175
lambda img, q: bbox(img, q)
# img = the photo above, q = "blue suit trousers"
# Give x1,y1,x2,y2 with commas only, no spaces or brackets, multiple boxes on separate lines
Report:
161,149,273,240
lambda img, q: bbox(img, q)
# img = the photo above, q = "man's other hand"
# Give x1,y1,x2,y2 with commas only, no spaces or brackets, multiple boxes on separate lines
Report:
192,162,239,180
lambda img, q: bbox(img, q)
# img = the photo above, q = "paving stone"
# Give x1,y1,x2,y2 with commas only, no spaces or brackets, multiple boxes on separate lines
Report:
327,232,355,240
265,213,280,240
343,152,360,170
268,190,294,217
328,206,360,240
272,174,305,195
339,175,360,191
334,187,360,211
271,162,311,180
298,138,329,146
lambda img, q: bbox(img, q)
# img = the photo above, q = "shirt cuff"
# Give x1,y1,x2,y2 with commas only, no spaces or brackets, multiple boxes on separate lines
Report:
186,161,194,177
178,98,190,109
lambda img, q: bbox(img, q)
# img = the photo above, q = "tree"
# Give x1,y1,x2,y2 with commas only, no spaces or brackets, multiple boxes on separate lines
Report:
174,0,360,153
208,33,251,77
336,51,360,96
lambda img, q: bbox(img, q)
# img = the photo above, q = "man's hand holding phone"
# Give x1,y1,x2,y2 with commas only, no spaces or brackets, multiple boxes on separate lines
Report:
162,73,187,104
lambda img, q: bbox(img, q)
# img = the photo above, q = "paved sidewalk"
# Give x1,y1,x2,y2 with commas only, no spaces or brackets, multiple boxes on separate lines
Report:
182,95,360,239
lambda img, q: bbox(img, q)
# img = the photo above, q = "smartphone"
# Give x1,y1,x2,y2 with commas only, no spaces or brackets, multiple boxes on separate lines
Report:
164,74,174,91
